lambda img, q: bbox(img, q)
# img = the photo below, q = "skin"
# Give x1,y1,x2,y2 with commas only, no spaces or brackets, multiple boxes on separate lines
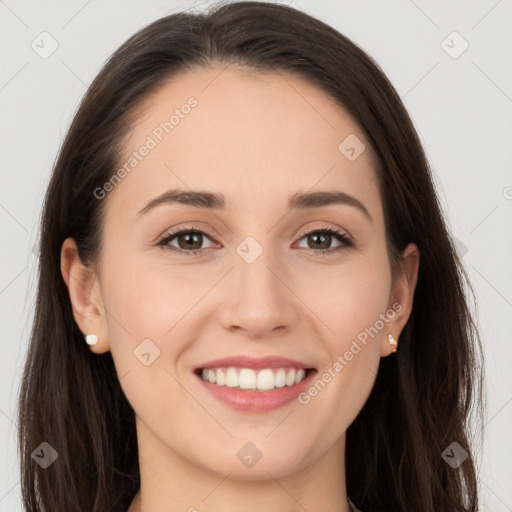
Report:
61,64,419,512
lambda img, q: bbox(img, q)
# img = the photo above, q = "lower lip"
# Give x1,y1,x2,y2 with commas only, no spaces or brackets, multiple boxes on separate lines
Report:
194,369,317,412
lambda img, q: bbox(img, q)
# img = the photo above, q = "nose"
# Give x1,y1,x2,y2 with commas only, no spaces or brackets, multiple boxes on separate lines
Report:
217,244,300,339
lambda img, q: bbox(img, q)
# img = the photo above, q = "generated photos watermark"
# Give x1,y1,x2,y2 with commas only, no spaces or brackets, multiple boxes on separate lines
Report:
298,301,403,405
93,96,198,200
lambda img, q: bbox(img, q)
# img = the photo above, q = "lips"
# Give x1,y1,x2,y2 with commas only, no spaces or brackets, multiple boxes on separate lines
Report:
192,355,317,412
194,355,315,371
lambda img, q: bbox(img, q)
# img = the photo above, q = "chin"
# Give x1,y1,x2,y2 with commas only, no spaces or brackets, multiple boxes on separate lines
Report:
197,447,308,481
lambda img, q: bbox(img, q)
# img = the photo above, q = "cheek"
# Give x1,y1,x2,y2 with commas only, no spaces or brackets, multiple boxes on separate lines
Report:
100,253,228,392
97,258,182,388
99,258,202,423
294,259,391,436
334,268,391,344
103,254,204,341
298,252,392,347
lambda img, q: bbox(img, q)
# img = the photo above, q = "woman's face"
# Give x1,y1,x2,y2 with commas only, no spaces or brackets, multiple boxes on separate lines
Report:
63,65,418,481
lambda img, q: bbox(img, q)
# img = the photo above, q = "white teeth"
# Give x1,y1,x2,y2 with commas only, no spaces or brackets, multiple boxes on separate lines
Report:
199,366,309,390
239,369,257,389
285,368,296,386
225,368,238,387
274,368,286,388
216,368,226,386
257,369,275,390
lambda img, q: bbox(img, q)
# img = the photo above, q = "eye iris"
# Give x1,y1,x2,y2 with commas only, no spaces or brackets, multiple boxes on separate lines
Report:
178,232,202,250
308,233,331,250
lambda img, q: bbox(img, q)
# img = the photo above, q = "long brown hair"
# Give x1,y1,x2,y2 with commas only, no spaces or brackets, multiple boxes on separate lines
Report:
17,1,485,510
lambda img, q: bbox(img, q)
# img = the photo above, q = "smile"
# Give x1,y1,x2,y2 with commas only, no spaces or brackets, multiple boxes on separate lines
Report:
193,367,317,412
198,366,311,391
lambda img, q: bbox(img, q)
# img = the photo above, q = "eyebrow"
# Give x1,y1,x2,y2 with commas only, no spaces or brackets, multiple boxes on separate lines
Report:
136,189,372,223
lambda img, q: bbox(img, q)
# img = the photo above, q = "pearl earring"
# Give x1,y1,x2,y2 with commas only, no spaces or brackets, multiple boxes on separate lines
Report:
85,334,98,346
387,333,397,353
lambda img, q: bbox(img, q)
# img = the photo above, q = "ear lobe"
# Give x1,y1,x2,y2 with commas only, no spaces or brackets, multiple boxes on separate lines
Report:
60,237,109,353
382,242,420,356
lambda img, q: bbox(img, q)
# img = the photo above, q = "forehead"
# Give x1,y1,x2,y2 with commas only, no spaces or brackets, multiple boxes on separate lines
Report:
106,65,381,220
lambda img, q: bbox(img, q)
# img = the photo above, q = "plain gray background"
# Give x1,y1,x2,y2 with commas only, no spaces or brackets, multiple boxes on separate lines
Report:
1,0,511,510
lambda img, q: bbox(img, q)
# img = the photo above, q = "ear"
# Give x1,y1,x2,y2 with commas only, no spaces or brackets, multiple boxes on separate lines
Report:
60,237,110,354
381,242,420,357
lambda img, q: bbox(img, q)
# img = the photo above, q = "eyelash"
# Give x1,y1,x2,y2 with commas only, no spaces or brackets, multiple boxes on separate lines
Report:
157,225,353,257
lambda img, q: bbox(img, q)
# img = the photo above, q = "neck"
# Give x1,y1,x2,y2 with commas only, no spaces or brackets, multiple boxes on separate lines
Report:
128,420,352,512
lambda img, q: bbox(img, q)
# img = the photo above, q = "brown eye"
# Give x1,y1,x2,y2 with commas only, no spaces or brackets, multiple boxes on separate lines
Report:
158,229,216,255
158,226,353,257
176,232,203,250
295,227,353,255
306,232,332,250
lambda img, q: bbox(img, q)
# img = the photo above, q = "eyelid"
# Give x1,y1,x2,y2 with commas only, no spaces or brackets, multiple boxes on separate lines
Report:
157,223,354,255
295,222,351,240
159,222,351,242
157,226,219,249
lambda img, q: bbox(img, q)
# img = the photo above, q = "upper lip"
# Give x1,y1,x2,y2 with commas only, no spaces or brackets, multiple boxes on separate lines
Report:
195,355,315,371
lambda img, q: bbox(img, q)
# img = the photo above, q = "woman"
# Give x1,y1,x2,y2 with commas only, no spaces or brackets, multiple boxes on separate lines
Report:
17,1,485,511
